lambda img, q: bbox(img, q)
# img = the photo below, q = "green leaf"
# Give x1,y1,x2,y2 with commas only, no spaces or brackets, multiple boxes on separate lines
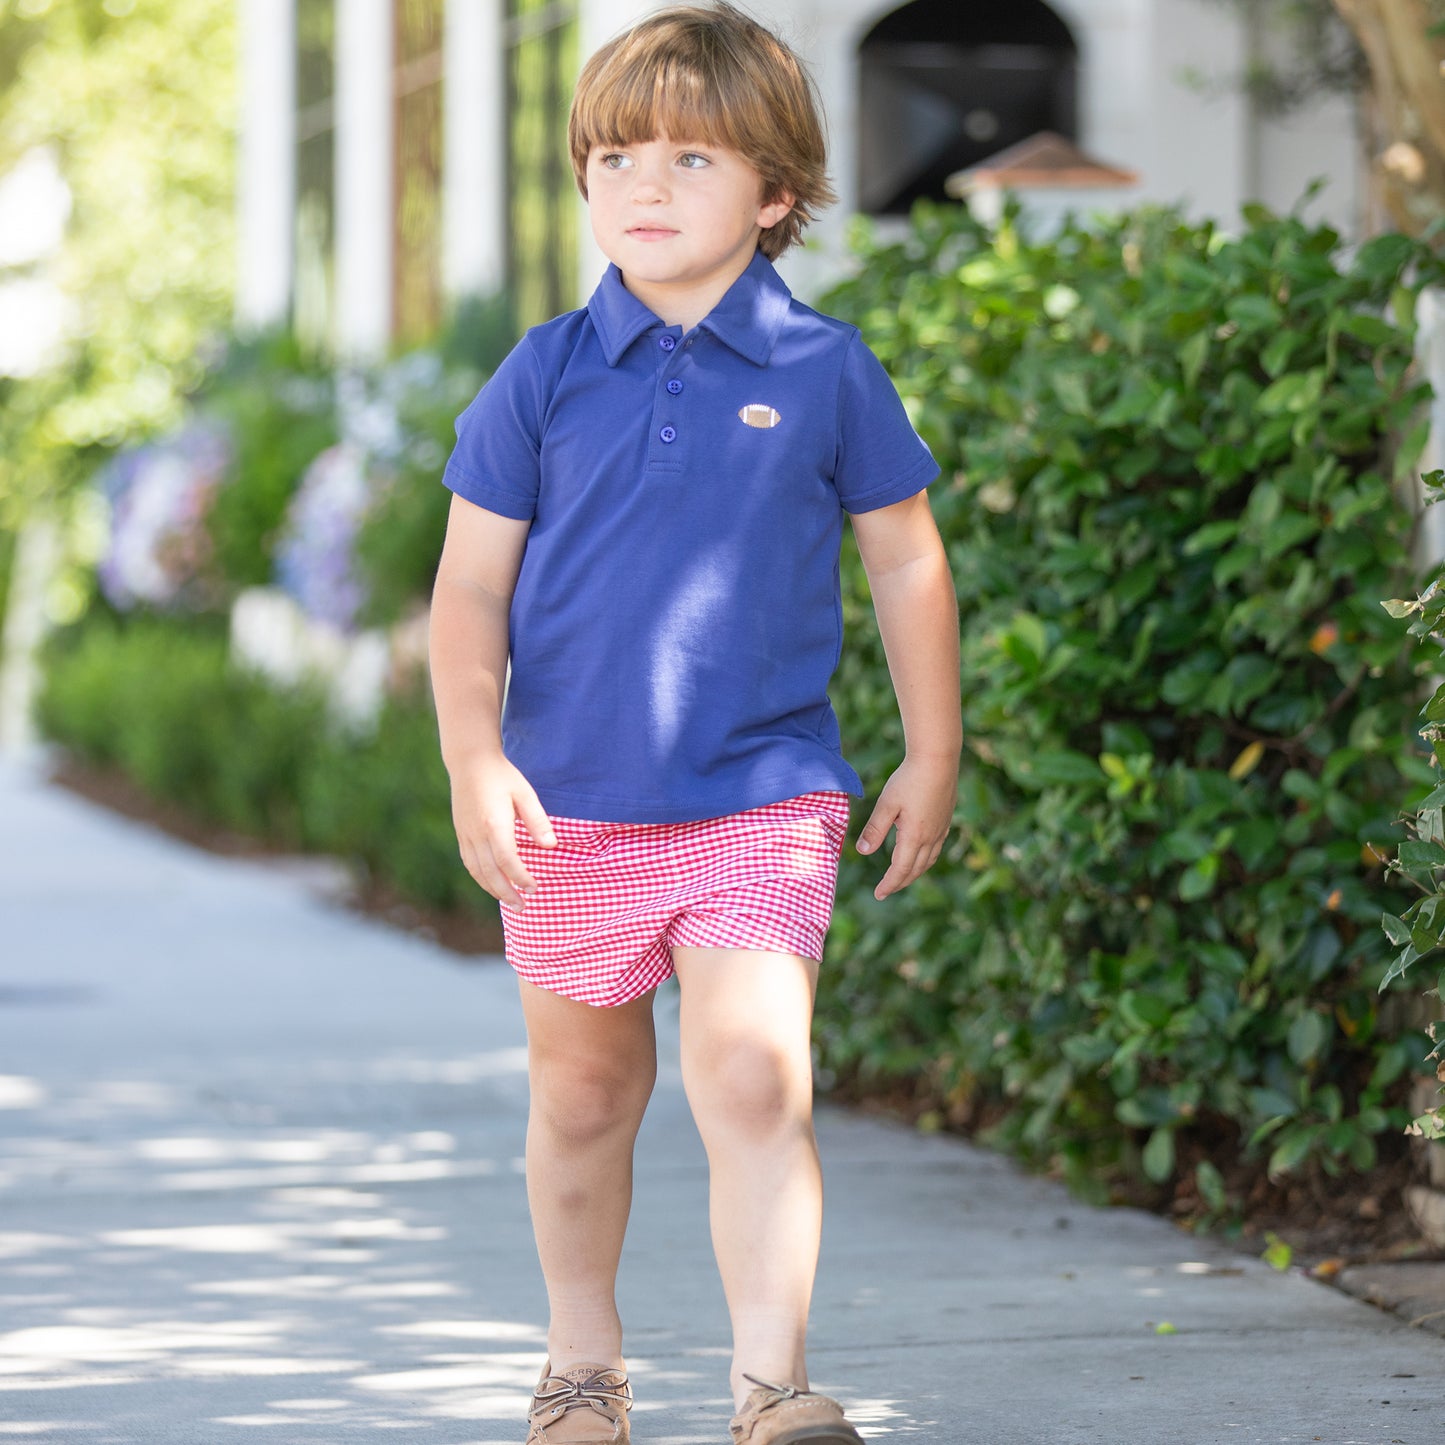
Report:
1227,294,1281,330
1142,1127,1176,1183
1195,1160,1227,1211
1251,1087,1299,1122
1399,840,1445,873
1337,312,1398,348
1257,368,1324,416
1267,1128,1316,1178
1182,519,1238,555
1412,782,1445,812
1382,912,1414,948
1051,369,1092,416
1179,856,1219,901
1259,329,1299,379
1261,1231,1293,1270
1119,991,1173,1031
1030,749,1105,786
1260,511,1317,558
1286,1010,1329,1066
1179,330,1209,389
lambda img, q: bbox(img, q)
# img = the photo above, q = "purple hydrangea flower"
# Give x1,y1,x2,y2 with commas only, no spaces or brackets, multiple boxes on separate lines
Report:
274,442,379,632
97,422,231,610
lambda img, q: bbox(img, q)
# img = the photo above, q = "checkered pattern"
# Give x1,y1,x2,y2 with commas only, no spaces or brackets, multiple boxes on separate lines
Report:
501,791,851,1007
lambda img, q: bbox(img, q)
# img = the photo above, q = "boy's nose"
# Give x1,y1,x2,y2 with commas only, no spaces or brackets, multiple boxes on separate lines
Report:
631,165,670,201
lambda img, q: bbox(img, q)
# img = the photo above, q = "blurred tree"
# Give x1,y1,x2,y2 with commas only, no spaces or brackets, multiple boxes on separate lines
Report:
1333,0,1445,236
1194,0,1445,238
0,0,236,531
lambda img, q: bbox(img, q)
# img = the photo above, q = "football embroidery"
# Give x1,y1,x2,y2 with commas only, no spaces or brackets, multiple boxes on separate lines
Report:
738,404,782,429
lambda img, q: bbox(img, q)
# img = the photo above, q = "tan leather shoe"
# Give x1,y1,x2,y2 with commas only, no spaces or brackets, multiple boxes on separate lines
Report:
526,1361,631,1443
729,1375,863,1445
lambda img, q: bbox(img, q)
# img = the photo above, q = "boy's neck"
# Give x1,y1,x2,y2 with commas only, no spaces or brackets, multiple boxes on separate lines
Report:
619,244,761,334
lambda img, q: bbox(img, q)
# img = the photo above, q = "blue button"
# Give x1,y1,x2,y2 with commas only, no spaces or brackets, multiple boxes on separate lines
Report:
658,335,677,352
666,379,683,395
659,426,677,443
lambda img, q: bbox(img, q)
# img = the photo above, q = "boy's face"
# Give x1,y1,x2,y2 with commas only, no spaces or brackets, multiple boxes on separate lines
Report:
585,135,793,321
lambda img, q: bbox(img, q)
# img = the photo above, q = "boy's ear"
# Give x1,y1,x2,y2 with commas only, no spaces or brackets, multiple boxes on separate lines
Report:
757,189,795,231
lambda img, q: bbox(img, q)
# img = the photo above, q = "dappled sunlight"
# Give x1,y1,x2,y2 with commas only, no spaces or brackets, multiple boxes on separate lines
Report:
0,1075,46,1109
0,1424,99,1436
367,1049,530,1083
833,1394,925,1437
0,1232,77,1261
0,1119,494,1198
377,1319,543,1342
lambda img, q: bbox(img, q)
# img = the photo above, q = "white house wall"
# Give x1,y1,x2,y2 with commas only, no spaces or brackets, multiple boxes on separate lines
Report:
570,0,1362,303
231,0,1370,340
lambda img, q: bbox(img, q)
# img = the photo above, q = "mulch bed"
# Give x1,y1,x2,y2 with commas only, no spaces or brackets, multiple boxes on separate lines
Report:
46,754,1441,1272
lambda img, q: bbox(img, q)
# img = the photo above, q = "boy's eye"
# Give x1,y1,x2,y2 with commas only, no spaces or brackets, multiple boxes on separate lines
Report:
678,152,710,169
599,152,630,170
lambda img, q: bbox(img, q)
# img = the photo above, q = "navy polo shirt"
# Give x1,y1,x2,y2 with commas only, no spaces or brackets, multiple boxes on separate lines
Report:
442,248,938,823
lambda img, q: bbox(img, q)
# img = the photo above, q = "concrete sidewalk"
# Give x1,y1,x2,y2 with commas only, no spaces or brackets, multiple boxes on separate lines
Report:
1,760,1441,1445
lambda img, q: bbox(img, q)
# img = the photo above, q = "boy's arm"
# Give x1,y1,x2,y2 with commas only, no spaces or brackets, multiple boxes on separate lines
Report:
429,493,555,910
849,490,962,901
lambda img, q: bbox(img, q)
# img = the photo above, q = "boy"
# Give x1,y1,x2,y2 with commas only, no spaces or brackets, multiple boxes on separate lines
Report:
429,5,961,1442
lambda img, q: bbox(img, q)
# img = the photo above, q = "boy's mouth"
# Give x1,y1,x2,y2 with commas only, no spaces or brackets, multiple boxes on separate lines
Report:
626,226,679,241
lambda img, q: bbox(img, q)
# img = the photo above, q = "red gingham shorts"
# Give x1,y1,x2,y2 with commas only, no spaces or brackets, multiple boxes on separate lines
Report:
500,791,851,1007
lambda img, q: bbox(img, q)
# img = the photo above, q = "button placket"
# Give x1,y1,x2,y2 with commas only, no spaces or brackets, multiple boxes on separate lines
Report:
647,332,688,469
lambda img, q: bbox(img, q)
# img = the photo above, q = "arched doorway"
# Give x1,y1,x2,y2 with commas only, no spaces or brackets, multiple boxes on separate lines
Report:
858,0,1079,214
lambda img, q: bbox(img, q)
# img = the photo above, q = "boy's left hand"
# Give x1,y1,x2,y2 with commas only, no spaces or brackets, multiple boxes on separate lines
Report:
856,752,958,900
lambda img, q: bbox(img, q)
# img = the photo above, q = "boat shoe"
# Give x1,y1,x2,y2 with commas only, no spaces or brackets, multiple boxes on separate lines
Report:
526,1362,631,1444
728,1375,864,1445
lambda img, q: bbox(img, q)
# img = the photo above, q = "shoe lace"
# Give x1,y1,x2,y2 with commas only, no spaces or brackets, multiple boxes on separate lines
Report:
741,1373,811,1403
533,1367,632,1422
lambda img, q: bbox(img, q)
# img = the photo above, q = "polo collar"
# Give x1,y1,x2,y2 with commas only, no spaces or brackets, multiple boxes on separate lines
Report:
586,248,793,368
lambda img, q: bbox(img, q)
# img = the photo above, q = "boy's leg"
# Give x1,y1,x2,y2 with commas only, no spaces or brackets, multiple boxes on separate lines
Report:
670,946,821,1408
518,977,658,1372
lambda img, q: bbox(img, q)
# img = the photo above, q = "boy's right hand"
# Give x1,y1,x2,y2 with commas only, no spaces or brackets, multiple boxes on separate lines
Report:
448,753,556,911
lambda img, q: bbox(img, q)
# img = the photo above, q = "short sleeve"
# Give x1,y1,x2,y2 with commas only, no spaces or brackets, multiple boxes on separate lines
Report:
832,330,939,514
441,336,545,520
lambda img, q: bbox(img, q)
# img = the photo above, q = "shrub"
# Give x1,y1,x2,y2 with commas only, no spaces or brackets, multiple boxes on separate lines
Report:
38,617,496,926
1381,470,1445,1141
197,330,338,595
818,200,1442,1201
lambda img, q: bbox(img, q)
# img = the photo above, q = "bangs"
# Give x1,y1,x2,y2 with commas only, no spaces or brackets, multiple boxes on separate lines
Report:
571,46,752,158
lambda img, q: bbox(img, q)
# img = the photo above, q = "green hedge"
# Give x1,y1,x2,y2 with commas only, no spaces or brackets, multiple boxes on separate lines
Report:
818,201,1441,1203
38,617,497,921
1382,467,1445,1141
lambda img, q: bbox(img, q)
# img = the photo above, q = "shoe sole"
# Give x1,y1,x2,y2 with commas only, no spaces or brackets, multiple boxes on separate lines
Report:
763,1429,864,1445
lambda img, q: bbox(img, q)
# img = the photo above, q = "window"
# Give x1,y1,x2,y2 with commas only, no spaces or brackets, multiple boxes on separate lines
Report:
859,0,1079,214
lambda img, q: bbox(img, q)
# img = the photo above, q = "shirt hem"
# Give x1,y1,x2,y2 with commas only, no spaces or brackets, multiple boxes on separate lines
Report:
532,768,864,825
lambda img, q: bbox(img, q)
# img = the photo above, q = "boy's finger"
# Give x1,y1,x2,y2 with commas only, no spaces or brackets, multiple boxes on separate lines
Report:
874,833,939,899
873,848,919,900
517,794,557,848
483,822,538,900
856,799,900,856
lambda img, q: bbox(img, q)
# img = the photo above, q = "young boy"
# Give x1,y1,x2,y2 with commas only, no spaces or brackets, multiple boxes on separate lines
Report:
429,5,961,1442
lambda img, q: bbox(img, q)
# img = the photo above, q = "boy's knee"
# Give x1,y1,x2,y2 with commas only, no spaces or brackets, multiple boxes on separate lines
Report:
532,1053,655,1143
690,1036,811,1135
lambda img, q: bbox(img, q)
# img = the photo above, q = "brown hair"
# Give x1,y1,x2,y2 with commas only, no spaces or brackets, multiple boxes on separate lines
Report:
568,2,835,259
